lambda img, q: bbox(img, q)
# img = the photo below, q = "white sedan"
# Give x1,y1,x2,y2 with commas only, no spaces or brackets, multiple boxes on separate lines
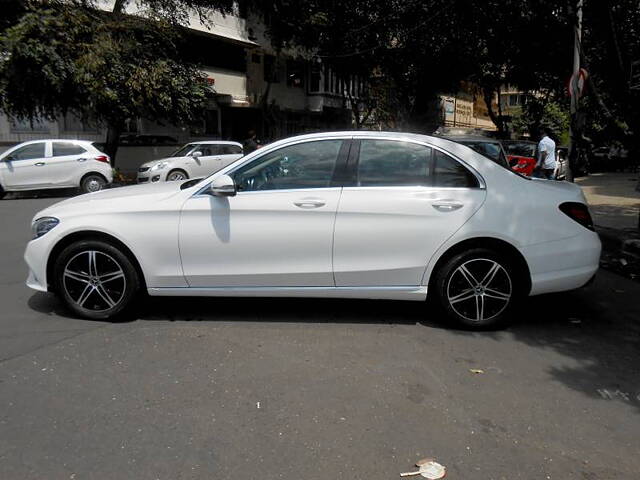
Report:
0,140,112,197
24,132,601,329
136,141,243,183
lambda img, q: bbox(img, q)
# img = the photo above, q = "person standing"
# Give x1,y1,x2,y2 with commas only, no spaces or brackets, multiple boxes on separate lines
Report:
242,130,259,154
535,127,557,180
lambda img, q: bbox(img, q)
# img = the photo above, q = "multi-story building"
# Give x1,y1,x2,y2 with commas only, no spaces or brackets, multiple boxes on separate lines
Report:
0,4,357,169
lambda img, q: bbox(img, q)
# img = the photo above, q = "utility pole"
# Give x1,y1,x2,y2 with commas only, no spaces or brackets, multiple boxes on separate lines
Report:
568,0,584,182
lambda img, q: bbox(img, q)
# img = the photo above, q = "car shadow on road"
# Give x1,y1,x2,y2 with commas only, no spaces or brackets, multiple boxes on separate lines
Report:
451,283,640,413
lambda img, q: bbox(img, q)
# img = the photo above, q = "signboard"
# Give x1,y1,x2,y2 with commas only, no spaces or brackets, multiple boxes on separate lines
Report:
568,68,588,98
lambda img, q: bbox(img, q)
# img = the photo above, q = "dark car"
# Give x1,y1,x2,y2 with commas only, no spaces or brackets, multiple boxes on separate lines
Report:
437,134,510,169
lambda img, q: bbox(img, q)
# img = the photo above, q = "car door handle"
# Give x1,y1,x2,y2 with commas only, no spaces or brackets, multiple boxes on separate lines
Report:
294,199,326,209
77,157,87,162
432,200,463,212
34,162,45,166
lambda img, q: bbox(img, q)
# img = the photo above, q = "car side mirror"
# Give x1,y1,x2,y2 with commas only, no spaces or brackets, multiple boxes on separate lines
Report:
191,151,202,159
4,155,14,162
209,174,236,197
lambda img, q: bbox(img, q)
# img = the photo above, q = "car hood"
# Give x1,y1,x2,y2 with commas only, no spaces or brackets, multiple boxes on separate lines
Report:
34,182,188,220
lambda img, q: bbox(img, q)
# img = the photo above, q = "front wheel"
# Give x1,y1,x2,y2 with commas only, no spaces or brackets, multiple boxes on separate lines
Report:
53,240,140,320
433,248,520,329
166,169,188,181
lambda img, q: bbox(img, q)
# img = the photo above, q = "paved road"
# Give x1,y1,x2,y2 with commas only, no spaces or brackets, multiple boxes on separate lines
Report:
1,195,639,479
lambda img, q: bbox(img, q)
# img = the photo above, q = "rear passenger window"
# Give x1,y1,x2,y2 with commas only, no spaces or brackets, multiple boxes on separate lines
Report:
357,140,432,186
52,142,86,156
222,145,242,155
433,150,479,188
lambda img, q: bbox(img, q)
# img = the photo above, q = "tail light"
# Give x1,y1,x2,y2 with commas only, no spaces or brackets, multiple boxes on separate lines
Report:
559,202,594,231
95,155,110,164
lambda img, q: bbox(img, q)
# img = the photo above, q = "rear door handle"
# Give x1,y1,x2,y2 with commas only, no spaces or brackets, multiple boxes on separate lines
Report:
77,157,87,162
432,200,463,212
294,199,326,209
34,162,45,167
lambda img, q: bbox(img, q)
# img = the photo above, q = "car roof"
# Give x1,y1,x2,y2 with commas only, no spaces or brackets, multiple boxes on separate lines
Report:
188,140,243,147
438,135,502,144
502,139,536,144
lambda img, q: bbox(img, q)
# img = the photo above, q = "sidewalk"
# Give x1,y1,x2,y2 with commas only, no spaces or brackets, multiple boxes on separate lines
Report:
576,172,640,281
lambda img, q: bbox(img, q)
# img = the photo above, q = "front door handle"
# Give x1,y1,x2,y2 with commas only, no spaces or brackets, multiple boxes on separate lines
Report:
294,199,326,209
77,157,87,162
34,162,45,167
432,200,463,212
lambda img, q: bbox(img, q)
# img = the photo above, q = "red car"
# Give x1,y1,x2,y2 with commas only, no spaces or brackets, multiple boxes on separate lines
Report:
502,140,537,176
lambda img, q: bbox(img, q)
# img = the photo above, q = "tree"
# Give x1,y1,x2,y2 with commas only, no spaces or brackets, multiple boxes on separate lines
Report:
0,0,234,164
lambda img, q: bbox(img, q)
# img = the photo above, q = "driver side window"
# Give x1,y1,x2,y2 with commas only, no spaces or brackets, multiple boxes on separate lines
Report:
232,140,342,192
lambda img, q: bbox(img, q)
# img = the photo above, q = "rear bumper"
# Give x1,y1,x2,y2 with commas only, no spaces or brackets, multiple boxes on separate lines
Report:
522,231,601,296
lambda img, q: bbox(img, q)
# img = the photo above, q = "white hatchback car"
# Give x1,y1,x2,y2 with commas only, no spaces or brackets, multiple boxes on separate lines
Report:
0,140,113,197
137,141,244,183
24,132,601,329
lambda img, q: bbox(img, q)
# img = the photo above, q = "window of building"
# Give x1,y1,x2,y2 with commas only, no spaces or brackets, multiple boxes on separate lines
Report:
508,94,519,106
356,140,433,187
232,140,342,191
52,142,86,156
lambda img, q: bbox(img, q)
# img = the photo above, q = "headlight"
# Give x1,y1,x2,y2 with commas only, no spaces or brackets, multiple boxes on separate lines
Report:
32,217,59,239
151,162,169,171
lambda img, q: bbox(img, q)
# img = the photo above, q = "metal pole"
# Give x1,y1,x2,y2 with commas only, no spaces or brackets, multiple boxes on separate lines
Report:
568,0,583,182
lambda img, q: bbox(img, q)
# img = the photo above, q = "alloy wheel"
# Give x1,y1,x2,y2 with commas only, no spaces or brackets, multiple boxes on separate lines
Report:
446,258,512,323
167,171,186,181
63,250,126,312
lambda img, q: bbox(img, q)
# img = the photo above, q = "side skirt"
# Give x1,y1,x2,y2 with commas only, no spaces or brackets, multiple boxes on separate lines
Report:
147,285,428,301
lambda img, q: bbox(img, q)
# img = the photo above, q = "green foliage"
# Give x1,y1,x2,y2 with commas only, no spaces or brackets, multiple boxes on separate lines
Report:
512,97,570,144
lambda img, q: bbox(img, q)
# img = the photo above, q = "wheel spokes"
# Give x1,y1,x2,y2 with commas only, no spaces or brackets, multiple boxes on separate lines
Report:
447,258,513,323
63,250,126,312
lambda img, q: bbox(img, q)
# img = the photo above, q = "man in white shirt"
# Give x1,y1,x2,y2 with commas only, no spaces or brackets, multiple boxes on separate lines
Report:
536,127,556,180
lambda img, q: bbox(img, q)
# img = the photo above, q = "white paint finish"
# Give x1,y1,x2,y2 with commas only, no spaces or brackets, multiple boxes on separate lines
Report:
334,186,486,286
0,139,112,191
24,131,602,304
179,188,342,287
137,141,243,183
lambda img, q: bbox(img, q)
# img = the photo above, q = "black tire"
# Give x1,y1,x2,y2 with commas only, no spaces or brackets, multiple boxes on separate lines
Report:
0,186,5,199
433,248,522,329
53,240,140,320
80,173,107,193
166,169,188,181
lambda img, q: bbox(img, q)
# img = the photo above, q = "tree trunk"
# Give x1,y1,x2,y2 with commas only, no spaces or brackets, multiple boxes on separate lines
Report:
104,123,122,167
483,86,506,137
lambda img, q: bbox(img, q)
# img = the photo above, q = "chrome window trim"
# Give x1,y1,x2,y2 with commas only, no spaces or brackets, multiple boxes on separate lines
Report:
351,135,486,190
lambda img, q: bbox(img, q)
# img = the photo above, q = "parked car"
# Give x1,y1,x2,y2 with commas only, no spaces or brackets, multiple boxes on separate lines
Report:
555,146,569,180
0,140,112,198
137,141,244,183
437,134,510,169
502,140,537,176
25,132,601,329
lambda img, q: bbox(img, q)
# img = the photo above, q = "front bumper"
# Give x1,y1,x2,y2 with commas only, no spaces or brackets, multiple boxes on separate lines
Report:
137,171,163,184
24,237,51,292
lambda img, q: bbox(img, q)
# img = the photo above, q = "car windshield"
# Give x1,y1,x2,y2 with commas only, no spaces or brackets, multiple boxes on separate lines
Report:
170,144,196,157
503,142,536,157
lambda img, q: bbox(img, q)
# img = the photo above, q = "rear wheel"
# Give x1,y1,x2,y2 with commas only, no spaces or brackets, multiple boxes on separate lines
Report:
434,248,520,329
167,169,188,181
53,240,140,320
80,174,106,193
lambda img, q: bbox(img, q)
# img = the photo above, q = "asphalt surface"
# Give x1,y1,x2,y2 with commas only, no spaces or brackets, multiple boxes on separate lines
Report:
1,194,639,479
